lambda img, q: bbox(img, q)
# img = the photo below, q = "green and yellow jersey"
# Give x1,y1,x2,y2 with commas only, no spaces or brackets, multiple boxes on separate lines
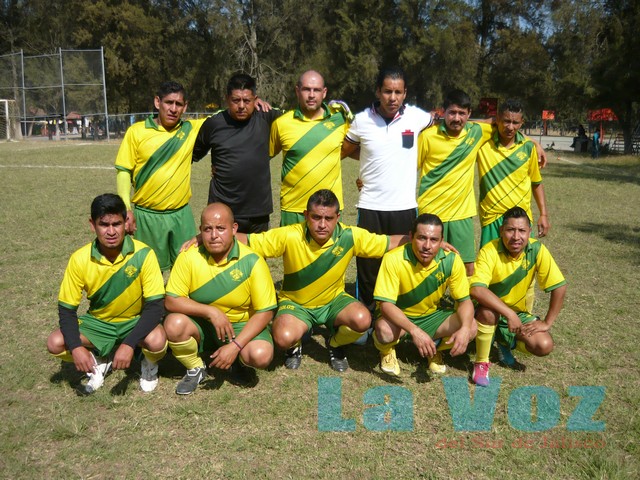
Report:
417,121,493,220
470,238,566,314
374,245,469,318
58,236,165,323
166,239,277,322
115,116,206,211
270,105,349,213
248,222,389,308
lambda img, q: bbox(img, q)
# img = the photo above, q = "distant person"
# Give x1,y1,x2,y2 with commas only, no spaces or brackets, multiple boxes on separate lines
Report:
115,81,206,271
270,70,351,225
373,214,475,376
470,207,566,386
341,65,434,317
592,130,601,158
477,99,550,247
46,194,167,394
192,73,282,233
164,203,277,395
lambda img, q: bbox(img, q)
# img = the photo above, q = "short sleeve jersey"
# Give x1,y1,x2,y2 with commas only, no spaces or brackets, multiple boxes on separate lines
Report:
58,236,165,322
374,244,470,318
192,109,282,217
270,105,349,214
477,131,542,227
115,116,207,211
166,240,277,322
417,121,493,221
248,223,389,308
345,104,433,211
470,238,566,314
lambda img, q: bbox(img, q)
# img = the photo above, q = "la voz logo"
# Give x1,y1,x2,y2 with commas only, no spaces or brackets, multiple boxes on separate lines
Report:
317,377,605,433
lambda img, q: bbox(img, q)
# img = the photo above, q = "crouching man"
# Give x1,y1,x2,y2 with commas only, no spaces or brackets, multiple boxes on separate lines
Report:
47,193,167,394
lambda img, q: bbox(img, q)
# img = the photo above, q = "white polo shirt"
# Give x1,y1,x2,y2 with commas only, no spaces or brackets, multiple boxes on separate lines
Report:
345,104,433,211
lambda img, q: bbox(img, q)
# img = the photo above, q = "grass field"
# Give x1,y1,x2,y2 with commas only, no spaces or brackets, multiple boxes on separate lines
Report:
0,139,638,479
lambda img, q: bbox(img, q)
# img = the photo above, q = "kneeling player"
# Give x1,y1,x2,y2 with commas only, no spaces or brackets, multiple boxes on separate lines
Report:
373,214,475,376
471,207,566,386
164,203,276,395
47,194,167,394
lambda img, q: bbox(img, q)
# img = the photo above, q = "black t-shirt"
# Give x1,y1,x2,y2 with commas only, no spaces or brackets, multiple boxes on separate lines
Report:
193,109,282,217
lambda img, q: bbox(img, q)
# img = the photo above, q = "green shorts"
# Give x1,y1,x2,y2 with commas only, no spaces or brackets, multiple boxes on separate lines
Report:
443,218,475,264
276,292,357,334
495,311,539,348
280,211,305,227
481,216,534,248
78,314,139,357
189,317,273,353
134,204,197,271
402,309,453,340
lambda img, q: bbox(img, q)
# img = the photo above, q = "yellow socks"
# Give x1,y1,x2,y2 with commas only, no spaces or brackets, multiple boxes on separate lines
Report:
168,337,204,370
52,350,74,363
142,340,168,363
373,331,400,355
475,322,497,363
330,325,364,347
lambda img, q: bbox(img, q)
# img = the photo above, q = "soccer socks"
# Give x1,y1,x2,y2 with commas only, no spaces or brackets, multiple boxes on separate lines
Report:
52,350,74,363
169,337,204,370
372,331,400,355
142,340,168,364
330,325,364,348
515,340,530,354
475,322,497,364
437,337,453,351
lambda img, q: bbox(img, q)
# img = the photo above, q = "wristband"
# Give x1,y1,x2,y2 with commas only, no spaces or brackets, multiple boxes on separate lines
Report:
232,339,243,351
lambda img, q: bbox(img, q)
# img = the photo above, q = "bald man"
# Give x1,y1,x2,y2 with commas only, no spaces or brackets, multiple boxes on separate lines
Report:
164,203,277,395
270,70,351,226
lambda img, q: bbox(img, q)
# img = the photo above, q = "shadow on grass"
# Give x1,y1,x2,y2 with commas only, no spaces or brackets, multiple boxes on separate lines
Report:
569,222,640,263
545,161,640,185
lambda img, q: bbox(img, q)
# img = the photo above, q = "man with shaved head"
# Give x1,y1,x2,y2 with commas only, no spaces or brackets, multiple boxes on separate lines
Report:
164,203,277,395
270,70,352,225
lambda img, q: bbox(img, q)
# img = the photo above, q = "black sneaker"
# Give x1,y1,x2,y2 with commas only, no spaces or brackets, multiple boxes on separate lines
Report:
228,360,258,387
284,345,302,369
175,366,207,395
326,337,349,372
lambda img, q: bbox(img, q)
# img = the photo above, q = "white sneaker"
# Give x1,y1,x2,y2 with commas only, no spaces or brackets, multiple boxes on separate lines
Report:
139,357,159,392
82,355,112,394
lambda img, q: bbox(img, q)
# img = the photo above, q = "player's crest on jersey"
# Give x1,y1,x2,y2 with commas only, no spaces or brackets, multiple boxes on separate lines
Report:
125,265,138,278
332,246,344,257
324,121,336,130
516,151,528,161
436,271,445,282
230,269,244,281
520,259,530,271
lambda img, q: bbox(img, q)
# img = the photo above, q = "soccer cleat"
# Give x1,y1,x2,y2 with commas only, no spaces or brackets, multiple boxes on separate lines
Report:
326,337,349,372
428,350,447,374
81,356,112,394
139,357,159,393
380,349,400,376
284,345,302,370
228,359,257,387
496,342,526,371
175,366,207,395
473,362,491,387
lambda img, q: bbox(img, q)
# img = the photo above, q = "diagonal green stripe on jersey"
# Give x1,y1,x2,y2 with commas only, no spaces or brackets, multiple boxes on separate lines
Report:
418,124,485,197
281,113,346,181
135,121,193,189
489,241,541,299
88,247,151,312
190,251,259,306
396,247,455,310
479,142,535,202
282,226,354,292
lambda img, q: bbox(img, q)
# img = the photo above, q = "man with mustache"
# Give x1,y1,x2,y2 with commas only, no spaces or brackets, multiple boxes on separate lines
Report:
470,207,566,386
372,213,475,376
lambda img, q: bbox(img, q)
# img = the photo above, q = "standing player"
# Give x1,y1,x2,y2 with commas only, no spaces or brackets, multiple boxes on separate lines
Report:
477,99,550,247
373,214,475,376
270,70,351,226
417,89,494,276
192,73,282,233
164,203,277,395
341,65,434,317
470,207,566,386
46,194,167,394
115,81,206,271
